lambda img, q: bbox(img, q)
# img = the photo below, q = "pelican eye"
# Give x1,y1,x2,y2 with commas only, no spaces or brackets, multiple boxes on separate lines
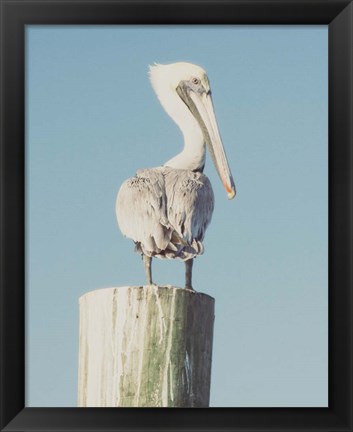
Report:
191,77,200,85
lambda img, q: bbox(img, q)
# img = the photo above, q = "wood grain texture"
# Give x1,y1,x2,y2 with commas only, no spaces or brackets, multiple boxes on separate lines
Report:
77,286,215,407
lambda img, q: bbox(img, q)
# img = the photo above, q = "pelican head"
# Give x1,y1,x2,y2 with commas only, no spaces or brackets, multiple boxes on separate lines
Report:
149,62,236,200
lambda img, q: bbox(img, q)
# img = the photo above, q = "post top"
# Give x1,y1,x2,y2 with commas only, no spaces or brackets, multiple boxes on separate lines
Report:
79,285,214,303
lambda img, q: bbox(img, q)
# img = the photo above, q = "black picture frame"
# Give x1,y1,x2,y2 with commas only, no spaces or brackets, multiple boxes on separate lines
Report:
1,0,352,431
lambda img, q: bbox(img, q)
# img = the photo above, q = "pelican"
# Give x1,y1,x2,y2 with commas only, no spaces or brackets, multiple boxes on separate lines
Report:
116,62,235,290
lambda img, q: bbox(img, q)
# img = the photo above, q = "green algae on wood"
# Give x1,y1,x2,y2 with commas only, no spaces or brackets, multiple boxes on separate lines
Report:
77,285,215,407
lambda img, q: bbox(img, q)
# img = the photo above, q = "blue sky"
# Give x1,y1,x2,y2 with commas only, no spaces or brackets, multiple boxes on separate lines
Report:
26,25,328,407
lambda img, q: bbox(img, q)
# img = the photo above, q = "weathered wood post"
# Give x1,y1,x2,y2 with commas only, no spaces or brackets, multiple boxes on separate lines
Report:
77,285,215,407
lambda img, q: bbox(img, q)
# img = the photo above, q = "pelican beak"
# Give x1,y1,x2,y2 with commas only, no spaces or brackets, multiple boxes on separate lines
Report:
176,84,236,199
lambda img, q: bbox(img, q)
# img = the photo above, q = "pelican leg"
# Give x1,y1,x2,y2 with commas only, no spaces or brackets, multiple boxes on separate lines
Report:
185,259,194,290
143,254,153,285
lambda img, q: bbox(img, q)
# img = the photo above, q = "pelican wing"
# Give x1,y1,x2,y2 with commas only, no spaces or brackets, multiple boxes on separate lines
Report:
116,168,172,255
164,168,215,255
116,167,214,260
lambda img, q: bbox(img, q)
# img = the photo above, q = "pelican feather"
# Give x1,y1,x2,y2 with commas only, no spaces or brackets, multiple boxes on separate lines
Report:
116,166,214,261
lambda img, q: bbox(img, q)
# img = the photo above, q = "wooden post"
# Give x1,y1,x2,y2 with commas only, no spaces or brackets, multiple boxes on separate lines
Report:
77,285,215,407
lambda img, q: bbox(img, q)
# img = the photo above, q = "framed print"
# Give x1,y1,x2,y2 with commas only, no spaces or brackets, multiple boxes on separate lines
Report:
0,0,352,431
